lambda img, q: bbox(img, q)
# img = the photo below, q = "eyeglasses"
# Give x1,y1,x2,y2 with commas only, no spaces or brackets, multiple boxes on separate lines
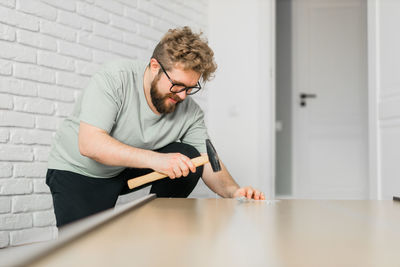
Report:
156,59,202,95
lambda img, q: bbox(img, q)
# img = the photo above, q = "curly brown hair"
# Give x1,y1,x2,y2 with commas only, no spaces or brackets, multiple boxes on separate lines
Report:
151,26,217,82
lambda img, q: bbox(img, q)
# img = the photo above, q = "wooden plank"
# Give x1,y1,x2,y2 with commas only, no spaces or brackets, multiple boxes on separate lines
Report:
8,194,156,267
22,199,400,267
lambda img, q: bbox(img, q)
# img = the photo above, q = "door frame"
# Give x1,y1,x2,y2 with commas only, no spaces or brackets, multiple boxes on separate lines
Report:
367,0,381,200
267,0,277,199
259,0,276,199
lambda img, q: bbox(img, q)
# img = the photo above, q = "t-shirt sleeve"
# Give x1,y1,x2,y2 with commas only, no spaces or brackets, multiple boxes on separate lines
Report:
181,105,209,154
79,70,121,133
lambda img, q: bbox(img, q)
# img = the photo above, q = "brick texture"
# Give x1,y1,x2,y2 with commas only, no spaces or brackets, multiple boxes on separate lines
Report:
0,197,11,213
0,179,33,195
12,195,53,213
0,213,32,230
0,231,9,248
0,0,208,248
10,226,57,246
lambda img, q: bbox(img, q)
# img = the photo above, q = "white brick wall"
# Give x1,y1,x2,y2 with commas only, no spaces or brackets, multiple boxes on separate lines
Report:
0,0,208,248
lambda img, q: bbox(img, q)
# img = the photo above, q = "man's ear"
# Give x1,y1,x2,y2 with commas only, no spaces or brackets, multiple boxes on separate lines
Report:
149,58,160,75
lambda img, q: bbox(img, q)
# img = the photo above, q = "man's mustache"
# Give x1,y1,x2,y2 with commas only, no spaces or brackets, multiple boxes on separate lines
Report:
166,93,183,103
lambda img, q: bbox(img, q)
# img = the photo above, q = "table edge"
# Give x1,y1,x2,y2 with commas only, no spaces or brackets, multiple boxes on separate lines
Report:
8,194,157,267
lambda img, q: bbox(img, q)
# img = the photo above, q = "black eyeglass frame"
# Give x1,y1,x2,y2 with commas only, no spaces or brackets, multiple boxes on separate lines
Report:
156,59,202,95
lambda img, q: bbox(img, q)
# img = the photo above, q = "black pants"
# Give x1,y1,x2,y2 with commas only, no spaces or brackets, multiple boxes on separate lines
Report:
46,142,203,228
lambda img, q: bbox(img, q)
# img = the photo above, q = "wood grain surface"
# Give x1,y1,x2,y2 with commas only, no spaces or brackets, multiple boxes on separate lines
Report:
28,199,400,267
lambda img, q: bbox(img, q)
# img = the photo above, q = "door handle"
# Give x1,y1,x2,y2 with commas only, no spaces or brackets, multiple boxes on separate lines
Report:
300,93,317,99
300,93,317,107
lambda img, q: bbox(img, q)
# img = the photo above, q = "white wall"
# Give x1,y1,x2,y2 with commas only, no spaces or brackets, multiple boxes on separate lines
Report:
0,0,208,248
369,0,400,199
207,0,275,197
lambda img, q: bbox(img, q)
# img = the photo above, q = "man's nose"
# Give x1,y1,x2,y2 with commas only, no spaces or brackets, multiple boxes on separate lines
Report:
176,90,187,101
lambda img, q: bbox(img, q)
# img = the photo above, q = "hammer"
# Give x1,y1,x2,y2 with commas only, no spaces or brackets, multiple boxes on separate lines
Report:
127,139,221,189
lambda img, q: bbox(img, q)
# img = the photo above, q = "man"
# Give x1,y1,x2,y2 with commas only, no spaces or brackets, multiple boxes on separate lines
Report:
47,26,265,227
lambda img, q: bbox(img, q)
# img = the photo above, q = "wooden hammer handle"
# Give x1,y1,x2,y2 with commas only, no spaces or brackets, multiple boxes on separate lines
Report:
127,155,209,189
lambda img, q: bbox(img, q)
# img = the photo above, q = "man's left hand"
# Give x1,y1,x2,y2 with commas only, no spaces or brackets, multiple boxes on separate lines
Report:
233,186,265,200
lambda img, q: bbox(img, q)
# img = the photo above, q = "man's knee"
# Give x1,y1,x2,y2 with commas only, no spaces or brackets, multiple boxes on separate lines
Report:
156,142,203,178
150,142,203,198
157,142,201,159
177,142,201,159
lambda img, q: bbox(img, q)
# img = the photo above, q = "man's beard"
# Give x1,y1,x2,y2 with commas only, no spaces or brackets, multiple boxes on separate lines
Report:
150,77,182,114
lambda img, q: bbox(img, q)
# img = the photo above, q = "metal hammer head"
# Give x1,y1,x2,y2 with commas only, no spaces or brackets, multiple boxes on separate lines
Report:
206,139,221,172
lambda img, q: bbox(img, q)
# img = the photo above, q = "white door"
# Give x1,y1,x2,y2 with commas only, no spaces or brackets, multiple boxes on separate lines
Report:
292,0,368,199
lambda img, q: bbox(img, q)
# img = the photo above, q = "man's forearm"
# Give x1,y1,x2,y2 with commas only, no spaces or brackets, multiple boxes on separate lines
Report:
201,155,240,198
79,125,155,169
78,122,200,178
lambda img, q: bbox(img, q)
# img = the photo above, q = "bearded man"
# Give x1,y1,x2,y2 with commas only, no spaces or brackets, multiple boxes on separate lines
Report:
46,26,264,227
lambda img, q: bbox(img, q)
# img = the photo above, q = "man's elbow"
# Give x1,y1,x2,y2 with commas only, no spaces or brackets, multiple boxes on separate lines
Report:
78,123,108,160
78,136,92,158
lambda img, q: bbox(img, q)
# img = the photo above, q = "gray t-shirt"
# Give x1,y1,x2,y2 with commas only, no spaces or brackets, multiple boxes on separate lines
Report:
48,59,209,178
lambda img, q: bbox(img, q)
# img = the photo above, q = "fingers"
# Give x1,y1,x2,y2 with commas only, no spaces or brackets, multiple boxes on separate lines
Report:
184,156,196,173
176,157,188,178
246,188,253,199
252,190,265,200
233,188,246,198
238,187,265,200
168,153,196,179
179,155,196,176
171,164,181,179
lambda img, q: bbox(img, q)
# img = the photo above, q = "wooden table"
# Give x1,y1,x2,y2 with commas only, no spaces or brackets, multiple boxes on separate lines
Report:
11,196,400,267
